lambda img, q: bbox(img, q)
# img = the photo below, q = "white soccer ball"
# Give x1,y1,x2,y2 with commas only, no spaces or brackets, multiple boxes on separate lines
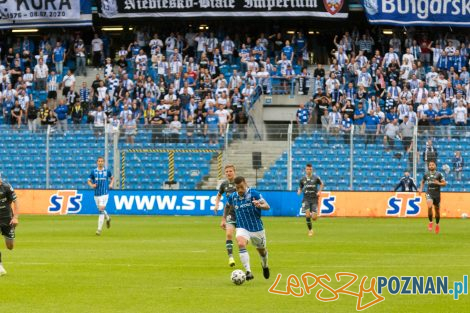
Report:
462,213,468,219
231,269,246,285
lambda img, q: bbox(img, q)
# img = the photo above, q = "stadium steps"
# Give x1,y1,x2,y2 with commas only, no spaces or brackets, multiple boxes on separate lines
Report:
199,140,287,190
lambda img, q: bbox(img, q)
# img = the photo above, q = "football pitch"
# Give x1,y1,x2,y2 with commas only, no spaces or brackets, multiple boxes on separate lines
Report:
0,216,469,313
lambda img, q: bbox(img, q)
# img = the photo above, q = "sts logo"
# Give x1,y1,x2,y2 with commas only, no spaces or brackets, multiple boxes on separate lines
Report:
48,190,83,215
387,193,422,216
298,192,336,216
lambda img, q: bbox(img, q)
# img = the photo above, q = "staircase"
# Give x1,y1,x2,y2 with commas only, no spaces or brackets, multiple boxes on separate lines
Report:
200,140,288,190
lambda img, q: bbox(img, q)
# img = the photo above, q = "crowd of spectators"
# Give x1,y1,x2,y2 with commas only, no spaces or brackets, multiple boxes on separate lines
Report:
296,29,470,155
0,27,469,147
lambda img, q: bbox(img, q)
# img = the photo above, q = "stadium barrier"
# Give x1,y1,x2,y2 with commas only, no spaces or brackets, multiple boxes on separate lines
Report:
18,190,469,218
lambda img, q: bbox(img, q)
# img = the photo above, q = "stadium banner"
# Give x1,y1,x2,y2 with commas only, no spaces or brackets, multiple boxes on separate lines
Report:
0,0,92,29
17,189,470,218
362,0,470,26
97,0,348,19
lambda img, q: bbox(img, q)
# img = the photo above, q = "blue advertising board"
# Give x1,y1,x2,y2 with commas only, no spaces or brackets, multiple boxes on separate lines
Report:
362,0,470,26
72,190,303,216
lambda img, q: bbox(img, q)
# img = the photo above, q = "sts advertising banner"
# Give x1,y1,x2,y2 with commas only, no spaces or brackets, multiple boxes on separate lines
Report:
17,189,470,218
98,0,348,18
362,0,470,26
0,0,92,29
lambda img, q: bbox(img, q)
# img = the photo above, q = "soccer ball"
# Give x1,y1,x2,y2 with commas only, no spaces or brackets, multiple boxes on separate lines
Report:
231,269,246,285
462,213,468,219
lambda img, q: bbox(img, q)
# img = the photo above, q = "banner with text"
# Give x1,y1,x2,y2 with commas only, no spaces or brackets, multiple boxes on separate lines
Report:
18,189,470,218
98,0,348,18
362,0,470,26
0,0,92,29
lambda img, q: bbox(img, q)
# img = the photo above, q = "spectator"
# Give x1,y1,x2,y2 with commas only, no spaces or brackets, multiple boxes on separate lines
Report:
124,114,137,144
452,151,464,181
62,69,76,97
45,110,58,128
394,171,418,191
296,102,310,134
364,109,380,148
91,33,103,71
52,41,66,75
74,37,87,77
383,119,400,151
168,115,181,143
205,108,219,145
423,139,438,166
54,99,68,134
46,70,60,108
341,113,352,144
71,101,84,126
26,101,38,132
10,101,22,129
34,57,48,91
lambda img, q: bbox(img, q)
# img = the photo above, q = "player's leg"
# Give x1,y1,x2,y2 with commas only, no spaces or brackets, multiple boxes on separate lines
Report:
304,201,312,231
434,199,441,234
95,196,107,235
226,222,236,267
426,194,434,231
252,230,269,279
0,225,15,276
236,228,253,280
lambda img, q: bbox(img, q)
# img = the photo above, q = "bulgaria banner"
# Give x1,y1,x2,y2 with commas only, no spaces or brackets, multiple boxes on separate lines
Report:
0,0,92,29
98,0,348,18
362,0,470,26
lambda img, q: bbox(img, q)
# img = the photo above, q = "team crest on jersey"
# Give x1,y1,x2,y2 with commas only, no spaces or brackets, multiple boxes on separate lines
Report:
48,190,83,215
324,0,344,15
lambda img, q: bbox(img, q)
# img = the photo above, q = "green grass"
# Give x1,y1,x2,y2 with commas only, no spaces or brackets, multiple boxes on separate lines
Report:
0,216,469,313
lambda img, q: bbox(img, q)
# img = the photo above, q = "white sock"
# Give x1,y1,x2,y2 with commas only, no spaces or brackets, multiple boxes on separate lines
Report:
103,210,109,220
98,213,105,231
239,249,251,272
261,251,268,268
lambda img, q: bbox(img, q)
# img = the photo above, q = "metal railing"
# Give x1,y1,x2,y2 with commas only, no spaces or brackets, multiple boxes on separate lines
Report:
0,122,467,192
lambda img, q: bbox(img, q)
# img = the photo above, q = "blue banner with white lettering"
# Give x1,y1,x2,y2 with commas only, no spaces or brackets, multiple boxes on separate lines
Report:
0,0,92,29
69,190,303,216
362,0,470,26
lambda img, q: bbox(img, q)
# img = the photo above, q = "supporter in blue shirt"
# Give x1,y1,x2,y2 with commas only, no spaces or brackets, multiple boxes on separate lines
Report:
282,40,294,63
353,101,366,133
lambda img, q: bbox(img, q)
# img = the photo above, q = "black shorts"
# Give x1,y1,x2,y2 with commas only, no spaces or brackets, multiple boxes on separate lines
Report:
426,193,440,206
47,90,57,99
0,222,15,240
302,199,318,213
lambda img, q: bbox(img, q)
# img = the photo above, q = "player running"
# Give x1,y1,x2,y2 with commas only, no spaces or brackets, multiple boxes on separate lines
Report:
227,176,270,281
0,175,19,276
297,164,324,236
87,156,114,236
419,160,446,234
215,164,237,267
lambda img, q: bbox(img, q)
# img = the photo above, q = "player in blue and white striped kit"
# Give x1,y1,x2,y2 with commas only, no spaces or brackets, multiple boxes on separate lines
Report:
227,176,270,281
87,157,114,236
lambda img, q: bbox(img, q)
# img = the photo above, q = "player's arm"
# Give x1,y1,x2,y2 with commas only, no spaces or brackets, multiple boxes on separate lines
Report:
214,192,222,215
418,176,425,194
252,192,270,210
297,179,303,195
108,170,114,189
317,178,324,196
434,175,447,186
87,171,96,188
214,183,225,215
9,187,19,226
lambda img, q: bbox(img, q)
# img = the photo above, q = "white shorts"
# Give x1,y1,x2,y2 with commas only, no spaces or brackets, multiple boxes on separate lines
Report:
236,228,267,249
94,195,109,208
